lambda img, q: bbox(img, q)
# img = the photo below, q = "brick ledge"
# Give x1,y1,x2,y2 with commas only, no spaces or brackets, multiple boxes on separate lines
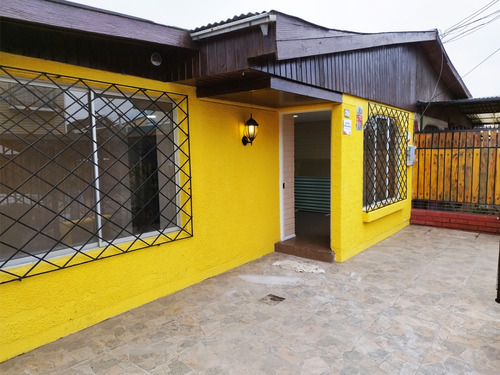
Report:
411,209,499,234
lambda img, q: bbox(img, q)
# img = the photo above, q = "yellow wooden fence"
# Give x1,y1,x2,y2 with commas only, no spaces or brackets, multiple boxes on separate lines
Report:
412,129,500,207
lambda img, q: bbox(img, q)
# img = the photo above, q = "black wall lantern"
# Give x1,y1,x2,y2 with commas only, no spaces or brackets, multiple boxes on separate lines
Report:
242,114,259,146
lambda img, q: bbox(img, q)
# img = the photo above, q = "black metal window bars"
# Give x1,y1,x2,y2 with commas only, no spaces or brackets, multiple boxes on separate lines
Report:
0,66,192,284
363,103,409,212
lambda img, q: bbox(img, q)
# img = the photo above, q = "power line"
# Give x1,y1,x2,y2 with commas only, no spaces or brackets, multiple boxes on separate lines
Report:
441,1,500,43
461,46,500,79
443,9,500,37
421,51,445,118
443,0,498,35
444,13,500,43
431,46,500,101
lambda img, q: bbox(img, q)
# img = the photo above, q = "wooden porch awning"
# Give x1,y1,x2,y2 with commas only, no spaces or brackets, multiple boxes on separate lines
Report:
196,71,342,108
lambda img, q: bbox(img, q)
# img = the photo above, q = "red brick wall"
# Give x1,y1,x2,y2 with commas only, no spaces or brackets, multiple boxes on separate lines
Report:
411,209,500,234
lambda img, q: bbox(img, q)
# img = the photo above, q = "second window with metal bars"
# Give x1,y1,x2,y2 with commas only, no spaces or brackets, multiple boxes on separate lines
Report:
363,102,409,212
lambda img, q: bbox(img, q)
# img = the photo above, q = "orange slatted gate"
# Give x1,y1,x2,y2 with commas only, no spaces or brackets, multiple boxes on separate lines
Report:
412,129,500,214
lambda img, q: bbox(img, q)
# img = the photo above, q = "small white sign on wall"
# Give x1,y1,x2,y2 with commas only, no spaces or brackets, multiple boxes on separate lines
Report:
356,106,363,131
343,119,352,135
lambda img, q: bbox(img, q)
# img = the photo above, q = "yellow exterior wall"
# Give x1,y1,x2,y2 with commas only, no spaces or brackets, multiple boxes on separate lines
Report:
331,94,413,262
0,53,280,362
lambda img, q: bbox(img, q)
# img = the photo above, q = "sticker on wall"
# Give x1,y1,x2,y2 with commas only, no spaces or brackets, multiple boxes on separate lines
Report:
344,109,350,118
356,106,363,131
343,119,352,135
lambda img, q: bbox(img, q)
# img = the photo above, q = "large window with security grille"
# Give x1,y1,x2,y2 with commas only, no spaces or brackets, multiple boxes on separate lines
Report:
0,67,192,282
363,103,409,212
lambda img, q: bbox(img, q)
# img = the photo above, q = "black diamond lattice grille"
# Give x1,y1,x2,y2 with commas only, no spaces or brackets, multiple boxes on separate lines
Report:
0,66,192,283
363,103,409,212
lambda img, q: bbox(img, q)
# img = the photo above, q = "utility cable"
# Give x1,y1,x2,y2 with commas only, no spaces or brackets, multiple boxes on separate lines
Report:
443,11,500,42
421,51,445,120
431,46,500,101
441,1,500,42
443,9,500,38
442,0,498,36
420,46,499,126
460,46,500,80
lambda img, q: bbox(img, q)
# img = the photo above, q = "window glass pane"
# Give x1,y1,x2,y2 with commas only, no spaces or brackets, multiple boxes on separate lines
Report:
0,83,97,261
94,95,177,241
94,95,134,241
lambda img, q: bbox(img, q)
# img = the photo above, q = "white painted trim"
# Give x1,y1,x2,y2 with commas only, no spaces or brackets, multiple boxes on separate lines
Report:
2,226,181,270
278,107,334,242
279,112,285,241
281,107,336,246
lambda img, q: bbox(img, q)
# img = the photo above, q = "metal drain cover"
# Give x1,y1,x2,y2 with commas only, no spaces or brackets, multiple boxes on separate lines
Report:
260,294,285,305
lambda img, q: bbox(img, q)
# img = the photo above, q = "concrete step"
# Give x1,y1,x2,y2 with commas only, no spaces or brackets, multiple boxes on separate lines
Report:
274,236,334,263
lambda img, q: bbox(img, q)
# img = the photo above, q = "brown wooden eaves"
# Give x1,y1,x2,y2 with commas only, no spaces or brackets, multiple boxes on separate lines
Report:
0,18,198,82
275,31,438,60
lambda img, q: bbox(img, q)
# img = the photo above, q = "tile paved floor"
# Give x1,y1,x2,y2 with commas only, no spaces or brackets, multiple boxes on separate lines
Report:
1,225,499,374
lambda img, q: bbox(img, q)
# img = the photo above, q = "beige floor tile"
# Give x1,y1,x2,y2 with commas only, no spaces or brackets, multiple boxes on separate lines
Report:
1,226,499,374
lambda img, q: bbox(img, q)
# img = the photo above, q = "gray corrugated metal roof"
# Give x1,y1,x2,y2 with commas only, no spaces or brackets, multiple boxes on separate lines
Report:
420,97,500,112
191,12,267,32
419,97,500,126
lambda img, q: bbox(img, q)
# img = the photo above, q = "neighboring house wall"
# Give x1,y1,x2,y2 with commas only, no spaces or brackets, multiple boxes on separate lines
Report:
420,115,449,131
0,52,280,362
420,107,475,129
331,95,413,262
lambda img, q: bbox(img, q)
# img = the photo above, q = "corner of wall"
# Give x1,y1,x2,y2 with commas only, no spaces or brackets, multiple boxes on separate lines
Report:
331,95,413,262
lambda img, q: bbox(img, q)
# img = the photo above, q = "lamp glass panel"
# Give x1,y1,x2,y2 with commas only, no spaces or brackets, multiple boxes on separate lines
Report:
245,124,258,140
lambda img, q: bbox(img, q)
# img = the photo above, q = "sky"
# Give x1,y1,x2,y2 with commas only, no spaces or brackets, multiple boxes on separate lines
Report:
73,0,500,98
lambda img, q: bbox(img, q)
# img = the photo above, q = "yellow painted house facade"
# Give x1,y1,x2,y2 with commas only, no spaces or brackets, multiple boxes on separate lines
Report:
0,1,470,362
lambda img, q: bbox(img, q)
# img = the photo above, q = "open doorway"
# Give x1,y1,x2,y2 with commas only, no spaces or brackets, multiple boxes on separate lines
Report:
276,110,333,262
294,111,331,245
